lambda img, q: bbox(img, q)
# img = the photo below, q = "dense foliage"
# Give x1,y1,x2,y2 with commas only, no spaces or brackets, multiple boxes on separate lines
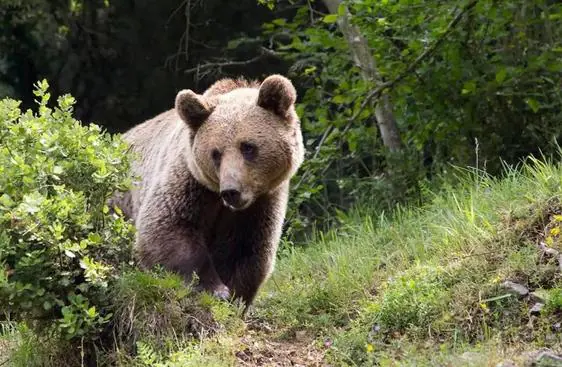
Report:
259,0,562,237
0,0,288,132
1,0,560,241
0,80,135,340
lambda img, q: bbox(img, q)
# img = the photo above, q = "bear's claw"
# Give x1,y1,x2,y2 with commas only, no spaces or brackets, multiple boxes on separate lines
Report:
212,285,231,301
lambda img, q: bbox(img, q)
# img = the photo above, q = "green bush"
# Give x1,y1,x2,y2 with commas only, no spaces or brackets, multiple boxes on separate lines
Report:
0,80,135,341
369,264,453,332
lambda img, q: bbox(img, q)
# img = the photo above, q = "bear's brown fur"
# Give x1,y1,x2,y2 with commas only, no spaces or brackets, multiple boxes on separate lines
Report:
111,75,305,313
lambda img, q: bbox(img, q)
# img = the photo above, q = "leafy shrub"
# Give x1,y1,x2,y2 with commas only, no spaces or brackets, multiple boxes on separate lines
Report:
367,264,453,332
0,80,135,341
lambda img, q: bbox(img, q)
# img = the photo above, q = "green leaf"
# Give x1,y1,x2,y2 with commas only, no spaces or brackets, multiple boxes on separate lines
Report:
0,194,14,208
304,66,317,75
495,68,507,84
337,3,346,16
331,95,347,104
272,18,286,26
21,193,44,213
322,14,338,24
525,98,540,113
461,80,477,95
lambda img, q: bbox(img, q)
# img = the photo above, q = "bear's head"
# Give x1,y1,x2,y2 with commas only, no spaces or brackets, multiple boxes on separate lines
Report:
175,74,305,211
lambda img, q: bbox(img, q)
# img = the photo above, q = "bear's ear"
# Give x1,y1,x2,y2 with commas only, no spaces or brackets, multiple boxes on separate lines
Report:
175,89,213,130
257,75,297,118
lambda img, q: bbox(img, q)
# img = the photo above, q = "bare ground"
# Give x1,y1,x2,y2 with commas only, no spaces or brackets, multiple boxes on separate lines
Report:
235,318,330,367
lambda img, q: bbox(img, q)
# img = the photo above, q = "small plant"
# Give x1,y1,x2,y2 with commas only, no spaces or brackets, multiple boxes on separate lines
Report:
544,288,562,314
0,80,135,341
368,264,453,332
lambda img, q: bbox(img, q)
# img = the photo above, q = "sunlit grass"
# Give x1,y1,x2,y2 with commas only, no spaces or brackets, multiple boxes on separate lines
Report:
4,154,562,365
255,153,562,364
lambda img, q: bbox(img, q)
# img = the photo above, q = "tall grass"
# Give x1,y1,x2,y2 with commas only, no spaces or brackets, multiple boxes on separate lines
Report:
256,154,562,364
3,154,562,365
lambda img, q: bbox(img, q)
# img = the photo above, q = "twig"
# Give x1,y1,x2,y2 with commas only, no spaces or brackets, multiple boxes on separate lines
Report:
184,0,191,62
167,31,186,71
292,125,333,192
166,0,188,26
312,125,333,161
164,0,193,71
183,47,277,76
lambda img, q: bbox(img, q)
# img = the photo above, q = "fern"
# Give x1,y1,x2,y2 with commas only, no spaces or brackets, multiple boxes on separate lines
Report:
136,341,159,366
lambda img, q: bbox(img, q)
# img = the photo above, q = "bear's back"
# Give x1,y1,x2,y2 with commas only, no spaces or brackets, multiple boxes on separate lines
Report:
119,108,194,221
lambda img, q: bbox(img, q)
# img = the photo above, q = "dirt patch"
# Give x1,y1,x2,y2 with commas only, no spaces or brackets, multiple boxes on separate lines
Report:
235,318,329,367
0,338,14,365
235,336,328,367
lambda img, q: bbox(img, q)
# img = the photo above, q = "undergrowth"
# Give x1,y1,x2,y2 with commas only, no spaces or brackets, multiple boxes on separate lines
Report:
2,154,562,366
254,155,562,365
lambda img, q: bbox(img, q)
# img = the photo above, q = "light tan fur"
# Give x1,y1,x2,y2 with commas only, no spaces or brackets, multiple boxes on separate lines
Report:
111,75,305,313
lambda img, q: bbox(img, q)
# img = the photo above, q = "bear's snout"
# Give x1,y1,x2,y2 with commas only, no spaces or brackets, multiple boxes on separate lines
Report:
219,161,254,210
220,189,242,207
219,185,253,211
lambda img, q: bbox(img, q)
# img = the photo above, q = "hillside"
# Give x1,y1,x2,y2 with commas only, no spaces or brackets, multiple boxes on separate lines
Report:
1,1,561,365
2,155,561,366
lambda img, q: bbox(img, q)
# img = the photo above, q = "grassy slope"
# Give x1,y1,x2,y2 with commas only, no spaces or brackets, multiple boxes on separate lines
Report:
252,156,562,366
2,156,562,366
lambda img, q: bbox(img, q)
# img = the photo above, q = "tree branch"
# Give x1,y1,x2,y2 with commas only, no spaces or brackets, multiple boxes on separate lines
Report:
184,0,191,62
350,0,479,124
183,47,278,78
292,0,479,194
166,0,187,26
164,0,193,71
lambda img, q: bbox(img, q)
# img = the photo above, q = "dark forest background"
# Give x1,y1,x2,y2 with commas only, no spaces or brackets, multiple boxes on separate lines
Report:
1,0,561,242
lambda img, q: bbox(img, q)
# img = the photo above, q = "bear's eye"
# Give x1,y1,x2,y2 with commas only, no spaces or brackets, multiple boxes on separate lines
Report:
240,142,258,161
211,149,222,165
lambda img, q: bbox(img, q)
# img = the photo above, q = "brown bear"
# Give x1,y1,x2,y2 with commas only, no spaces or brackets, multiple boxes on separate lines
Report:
111,74,305,314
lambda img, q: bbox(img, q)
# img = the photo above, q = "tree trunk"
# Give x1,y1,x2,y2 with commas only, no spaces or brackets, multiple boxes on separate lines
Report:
322,0,403,152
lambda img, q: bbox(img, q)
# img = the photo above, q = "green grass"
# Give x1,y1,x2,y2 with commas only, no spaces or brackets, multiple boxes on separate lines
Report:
254,156,562,365
2,155,562,366
0,269,245,367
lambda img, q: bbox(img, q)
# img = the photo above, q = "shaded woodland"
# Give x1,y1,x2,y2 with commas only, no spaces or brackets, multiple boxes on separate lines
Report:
1,0,561,236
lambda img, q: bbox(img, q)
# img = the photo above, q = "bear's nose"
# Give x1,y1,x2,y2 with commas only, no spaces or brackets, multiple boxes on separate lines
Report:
220,189,241,207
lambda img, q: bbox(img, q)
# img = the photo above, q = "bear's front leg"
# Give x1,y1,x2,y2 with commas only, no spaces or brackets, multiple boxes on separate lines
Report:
229,248,276,316
135,216,230,300
211,191,288,316
224,212,284,315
